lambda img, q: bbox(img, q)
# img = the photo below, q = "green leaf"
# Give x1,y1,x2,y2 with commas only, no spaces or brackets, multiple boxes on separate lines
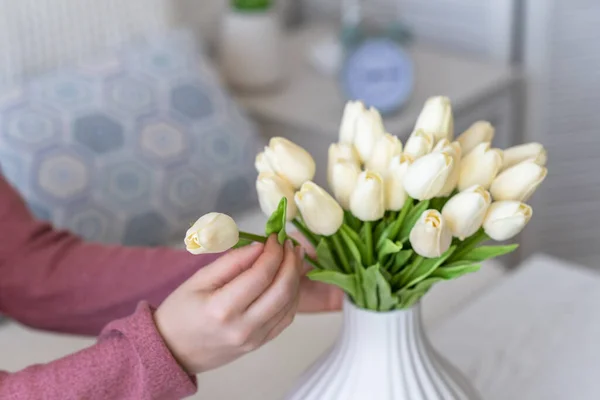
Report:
354,265,366,308
307,270,357,299
399,246,457,289
431,263,481,280
398,200,430,242
448,229,489,262
265,197,287,244
357,265,379,310
396,277,444,309
315,239,338,270
377,239,403,260
460,244,519,262
340,224,367,263
232,238,253,249
389,250,414,274
375,269,399,311
344,210,362,231
374,220,387,245
355,264,398,311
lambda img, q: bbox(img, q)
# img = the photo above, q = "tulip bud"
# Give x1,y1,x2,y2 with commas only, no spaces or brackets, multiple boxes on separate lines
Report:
442,185,491,240
255,151,273,174
263,137,316,189
502,142,547,171
435,141,462,196
385,154,413,211
328,142,360,185
458,142,503,191
414,96,454,142
185,213,239,254
409,210,453,258
295,181,344,236
339,101,366,144
256,172,298,221
456,121,494,155
403,152,454,200
330,160,361,209
490,160,547,202
365,133,403,173
403,129,435,159
353,107,386,163
350,170,385,221
483,201,532,241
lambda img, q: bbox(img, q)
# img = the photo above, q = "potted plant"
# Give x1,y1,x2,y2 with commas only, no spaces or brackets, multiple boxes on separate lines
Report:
184,97,548,399
218,0,284,91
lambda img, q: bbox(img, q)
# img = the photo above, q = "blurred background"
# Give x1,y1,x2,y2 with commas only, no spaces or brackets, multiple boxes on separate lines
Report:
0,0,598,391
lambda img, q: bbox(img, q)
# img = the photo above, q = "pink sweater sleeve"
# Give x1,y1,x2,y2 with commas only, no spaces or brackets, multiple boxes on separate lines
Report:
0,174,219,335
0,302,197,400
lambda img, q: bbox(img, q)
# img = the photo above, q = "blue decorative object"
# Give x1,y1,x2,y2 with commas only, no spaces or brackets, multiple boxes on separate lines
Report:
341,37,414,115
0,30,260,246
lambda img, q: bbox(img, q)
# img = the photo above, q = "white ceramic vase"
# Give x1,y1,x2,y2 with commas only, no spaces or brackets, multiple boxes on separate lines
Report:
217,9,284,91
285,298,481,400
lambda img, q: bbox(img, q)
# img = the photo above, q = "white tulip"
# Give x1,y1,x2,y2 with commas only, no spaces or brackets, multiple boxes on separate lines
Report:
349,170,385,221
330,160,361,209
414,96,454,142
256,172,298,221
365,133,403,173
456,121,495,155
483,201,533,241
502,142,547,171
458,142,503,191
384,154,413,211
490,160,548,202
409,210,453,258
263,137,316,189
435,141,462,196
353,106,386,163
339,100,366,144
255,151,273,174
442,185,492,240
295,181,344,236
328,142,360,185
185,213,239,254
403,129,435,159
403,151,454,200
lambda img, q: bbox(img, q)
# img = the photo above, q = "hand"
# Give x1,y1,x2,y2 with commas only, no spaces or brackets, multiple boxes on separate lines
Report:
291,233,344,313
154,235,303,374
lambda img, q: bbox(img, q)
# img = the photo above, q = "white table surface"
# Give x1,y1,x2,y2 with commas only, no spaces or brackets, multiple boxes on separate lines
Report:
431,254,600,400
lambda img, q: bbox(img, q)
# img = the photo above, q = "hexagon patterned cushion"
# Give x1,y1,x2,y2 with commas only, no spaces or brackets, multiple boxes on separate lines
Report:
0,30,260,246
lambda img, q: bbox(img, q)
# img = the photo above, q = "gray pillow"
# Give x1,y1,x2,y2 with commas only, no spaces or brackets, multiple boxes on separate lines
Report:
0,30,260,246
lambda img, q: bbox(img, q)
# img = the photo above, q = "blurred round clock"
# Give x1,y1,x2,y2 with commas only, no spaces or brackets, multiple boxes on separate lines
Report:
341,37,414,115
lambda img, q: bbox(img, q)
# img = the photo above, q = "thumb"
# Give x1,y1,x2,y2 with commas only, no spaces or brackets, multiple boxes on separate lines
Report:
187,243,265,290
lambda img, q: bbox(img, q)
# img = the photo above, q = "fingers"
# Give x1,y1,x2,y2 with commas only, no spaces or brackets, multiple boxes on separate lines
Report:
213,235,284,311
263,289,301,343
188,242,265,290
244,240,302,325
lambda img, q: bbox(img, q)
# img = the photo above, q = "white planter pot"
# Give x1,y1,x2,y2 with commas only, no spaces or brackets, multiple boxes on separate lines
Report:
218,10,284,91
285,298,481,400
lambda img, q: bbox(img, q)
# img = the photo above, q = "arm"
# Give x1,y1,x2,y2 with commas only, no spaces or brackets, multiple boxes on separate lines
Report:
0,302,196,400
0,175,220,335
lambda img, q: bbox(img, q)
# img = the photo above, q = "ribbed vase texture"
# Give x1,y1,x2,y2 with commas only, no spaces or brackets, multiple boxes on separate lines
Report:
285,299,481,400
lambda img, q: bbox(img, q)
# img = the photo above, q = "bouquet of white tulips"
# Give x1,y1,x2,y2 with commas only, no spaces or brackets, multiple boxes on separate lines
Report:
185,96,548,312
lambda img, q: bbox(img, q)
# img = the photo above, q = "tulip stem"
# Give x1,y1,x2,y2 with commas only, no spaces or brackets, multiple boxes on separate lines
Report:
331,233,352,273
238,231,267,243
363,221,374,266
292,219,319,247
448,230,490,262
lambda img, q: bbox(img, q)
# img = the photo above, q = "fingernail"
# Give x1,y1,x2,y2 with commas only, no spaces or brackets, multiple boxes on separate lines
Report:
285,239,293,250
